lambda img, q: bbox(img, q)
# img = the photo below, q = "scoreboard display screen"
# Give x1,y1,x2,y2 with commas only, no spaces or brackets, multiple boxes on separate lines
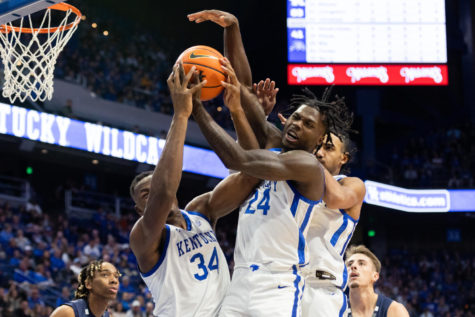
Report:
287,0,448,85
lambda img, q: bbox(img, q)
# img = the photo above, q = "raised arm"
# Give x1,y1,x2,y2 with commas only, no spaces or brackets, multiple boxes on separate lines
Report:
188,10,279,148
188,10,252,87
185,60,260,224
220,58,259,150
129,64,205,269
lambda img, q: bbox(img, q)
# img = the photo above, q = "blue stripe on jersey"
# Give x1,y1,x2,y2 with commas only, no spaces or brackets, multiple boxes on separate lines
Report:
297,230,306,265
339,209,359,223
297,203,316,265
331,216,348,247
290,195,299,217
186,211,211,225
339,291,348,317
181,212,192,231
340,264,348,289
340,222,357,256
141,225,171,277
286,181,323,205
291,265,301,317
300,203,315,232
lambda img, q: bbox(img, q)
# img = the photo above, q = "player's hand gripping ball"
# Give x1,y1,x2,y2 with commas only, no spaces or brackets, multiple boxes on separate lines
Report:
178,45,225,101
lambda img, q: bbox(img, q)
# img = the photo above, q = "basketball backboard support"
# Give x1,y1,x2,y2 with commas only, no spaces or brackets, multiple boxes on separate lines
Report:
0,0,64,25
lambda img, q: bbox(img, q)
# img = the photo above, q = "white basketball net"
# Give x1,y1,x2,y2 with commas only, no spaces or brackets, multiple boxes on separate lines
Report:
0,5,80,103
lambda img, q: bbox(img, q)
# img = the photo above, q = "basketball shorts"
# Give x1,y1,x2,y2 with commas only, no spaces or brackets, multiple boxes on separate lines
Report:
219,265,305,317
301,282,348,317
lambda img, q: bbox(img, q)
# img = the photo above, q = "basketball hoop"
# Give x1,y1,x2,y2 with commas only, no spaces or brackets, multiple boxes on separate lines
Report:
0,3,81,103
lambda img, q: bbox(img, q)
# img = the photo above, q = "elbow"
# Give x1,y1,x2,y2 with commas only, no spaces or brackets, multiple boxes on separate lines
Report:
222,152,245,171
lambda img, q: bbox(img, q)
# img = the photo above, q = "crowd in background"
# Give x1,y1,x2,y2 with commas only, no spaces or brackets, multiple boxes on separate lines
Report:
369,123,475,189
0,196,474,316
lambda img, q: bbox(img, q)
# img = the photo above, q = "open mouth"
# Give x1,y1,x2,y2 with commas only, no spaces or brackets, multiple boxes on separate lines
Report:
285,130,298,142
350,272,359,279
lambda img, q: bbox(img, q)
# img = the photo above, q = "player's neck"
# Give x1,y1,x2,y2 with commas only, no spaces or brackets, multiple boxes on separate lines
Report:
350,286,378,315
168,210,187,230
87,295,109,317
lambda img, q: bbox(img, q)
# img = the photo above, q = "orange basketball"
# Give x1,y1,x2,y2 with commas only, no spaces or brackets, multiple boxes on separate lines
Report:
178,45,225,101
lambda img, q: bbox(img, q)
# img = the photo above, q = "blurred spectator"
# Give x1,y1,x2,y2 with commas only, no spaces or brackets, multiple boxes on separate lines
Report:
126,300,144,317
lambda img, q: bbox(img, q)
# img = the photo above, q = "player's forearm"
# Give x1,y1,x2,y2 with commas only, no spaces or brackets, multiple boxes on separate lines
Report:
144,115,188,221
239,86,274,148
192,99,247,169
224,22,252,87
230,107,259,150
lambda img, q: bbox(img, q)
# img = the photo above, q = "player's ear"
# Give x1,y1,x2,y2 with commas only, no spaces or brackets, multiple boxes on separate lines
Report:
85,276,93,290
372,271,380,283
341,151,349,165
134,205,143,216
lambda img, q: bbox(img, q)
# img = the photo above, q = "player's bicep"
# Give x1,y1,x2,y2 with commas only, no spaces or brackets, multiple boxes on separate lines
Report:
325,177,365,210
340,178,366,207
50,305,75,317
129,218,162,258
203,173,260,221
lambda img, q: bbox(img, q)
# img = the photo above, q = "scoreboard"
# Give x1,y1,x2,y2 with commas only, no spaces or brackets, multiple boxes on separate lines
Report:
287,0,448,85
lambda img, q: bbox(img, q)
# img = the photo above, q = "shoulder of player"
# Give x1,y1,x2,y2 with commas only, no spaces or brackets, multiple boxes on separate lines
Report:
182,210,213,228
50,304,75,317
387,301,410,317
280,149,320,164
339,177,366,195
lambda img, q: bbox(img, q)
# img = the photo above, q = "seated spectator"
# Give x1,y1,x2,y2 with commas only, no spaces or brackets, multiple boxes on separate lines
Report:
126,300,144,317
55,286,72,308
27,286,45,309
50,248,66,272
13,258,32,283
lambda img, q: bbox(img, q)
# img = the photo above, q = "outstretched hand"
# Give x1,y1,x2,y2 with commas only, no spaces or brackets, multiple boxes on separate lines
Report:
253,78,279,116
167,63,207,117
220,58,241,112
187,10,238,28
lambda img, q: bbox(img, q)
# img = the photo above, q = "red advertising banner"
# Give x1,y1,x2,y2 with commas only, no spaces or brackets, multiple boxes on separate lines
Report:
288,64,448,86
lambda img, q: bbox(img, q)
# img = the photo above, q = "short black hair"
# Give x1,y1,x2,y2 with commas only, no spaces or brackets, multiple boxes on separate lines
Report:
332,132,357,174
129,171,153,200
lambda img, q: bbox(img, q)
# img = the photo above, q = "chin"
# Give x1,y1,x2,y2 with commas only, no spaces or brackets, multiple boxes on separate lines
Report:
349,282,360,289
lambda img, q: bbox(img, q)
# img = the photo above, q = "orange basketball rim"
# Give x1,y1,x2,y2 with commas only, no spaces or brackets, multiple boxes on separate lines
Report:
0,3,81,34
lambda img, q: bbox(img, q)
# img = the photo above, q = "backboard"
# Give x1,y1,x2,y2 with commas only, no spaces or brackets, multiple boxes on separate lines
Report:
0,0,63,25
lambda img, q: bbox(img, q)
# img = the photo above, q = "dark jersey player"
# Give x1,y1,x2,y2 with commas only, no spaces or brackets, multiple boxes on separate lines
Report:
346,245,409,317
50,260,120,317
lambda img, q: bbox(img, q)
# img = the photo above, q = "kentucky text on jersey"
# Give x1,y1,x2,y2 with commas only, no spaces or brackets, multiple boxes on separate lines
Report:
176,230,218,257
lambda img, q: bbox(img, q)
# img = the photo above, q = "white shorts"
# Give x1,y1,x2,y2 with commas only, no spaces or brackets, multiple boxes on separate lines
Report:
301,282,348,317
219,265,305,317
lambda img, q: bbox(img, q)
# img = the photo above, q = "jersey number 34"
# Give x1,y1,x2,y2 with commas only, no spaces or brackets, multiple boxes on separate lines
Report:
190,247,219,281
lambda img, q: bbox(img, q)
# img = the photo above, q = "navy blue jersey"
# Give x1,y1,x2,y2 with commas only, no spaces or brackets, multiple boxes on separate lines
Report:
348,293,394,317
64,299,110,317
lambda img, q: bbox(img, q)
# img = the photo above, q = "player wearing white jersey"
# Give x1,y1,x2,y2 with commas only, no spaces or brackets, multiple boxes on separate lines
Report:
301,133,366,317
189,10,355,316
129,63,261,316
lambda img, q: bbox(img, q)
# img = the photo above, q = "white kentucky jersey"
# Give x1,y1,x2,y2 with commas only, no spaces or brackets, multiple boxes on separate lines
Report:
305,175,359,290
234,173,322,271
140,210,230,317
